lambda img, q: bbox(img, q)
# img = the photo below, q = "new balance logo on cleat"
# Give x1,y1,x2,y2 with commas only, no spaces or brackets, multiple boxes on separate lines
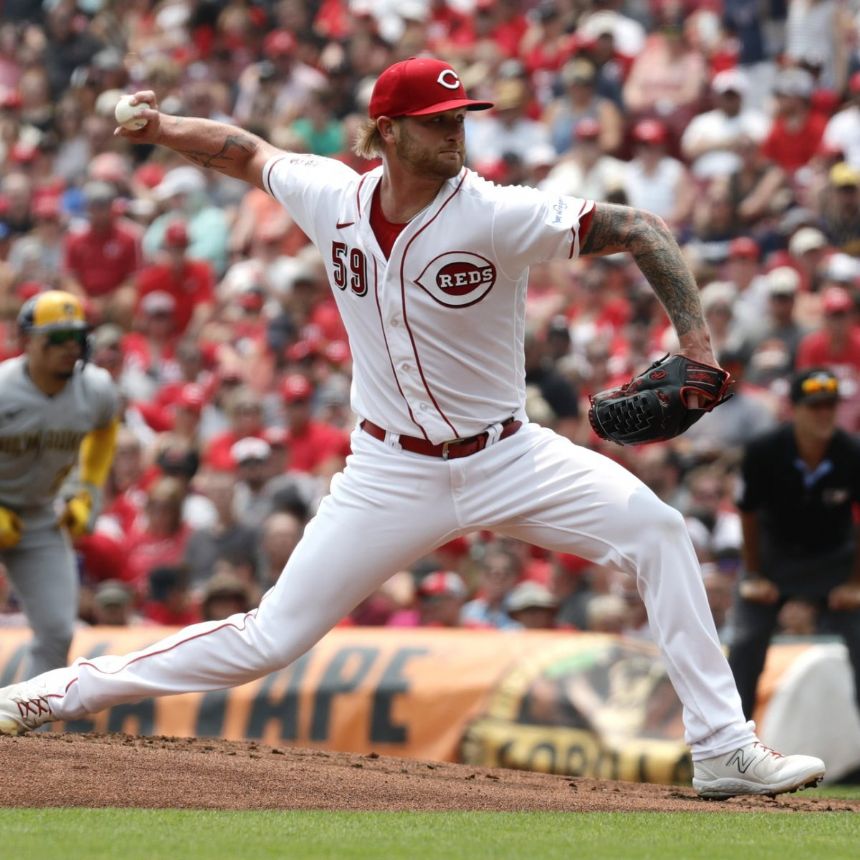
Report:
725,747,755,774
693,740,825,800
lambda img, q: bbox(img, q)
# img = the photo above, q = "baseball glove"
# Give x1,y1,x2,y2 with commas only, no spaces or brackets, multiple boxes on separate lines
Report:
587,354,732,446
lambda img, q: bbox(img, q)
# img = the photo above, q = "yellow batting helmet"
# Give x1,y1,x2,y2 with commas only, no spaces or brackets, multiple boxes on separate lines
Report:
17,290,89,335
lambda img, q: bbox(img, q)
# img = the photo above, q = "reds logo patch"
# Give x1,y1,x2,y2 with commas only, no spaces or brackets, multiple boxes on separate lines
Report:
415,252,497,308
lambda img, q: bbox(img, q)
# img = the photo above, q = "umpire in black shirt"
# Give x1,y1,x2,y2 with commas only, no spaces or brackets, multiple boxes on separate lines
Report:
729,367,860,718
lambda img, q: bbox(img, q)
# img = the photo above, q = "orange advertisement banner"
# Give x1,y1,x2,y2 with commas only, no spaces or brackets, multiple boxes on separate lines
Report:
0,627,568,760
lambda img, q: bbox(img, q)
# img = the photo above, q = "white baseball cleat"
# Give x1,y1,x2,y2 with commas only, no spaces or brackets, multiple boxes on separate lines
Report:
0,679,55,736
693,741,825,799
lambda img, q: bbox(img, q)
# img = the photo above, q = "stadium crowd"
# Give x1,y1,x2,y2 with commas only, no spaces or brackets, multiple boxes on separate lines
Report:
1,0,860,646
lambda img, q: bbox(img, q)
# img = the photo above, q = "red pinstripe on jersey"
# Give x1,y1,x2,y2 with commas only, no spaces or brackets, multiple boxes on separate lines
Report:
355,173,369,218
372,255,429,439
397,171,469,438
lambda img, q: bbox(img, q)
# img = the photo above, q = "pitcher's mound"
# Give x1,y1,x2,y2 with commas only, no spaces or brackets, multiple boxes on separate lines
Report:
1,733,856,813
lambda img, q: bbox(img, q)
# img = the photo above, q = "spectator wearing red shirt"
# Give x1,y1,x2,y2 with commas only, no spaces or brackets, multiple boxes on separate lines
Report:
170,383,206,440
565,260,630,350
152,340,214,416
63,180,140,325
796,285,860,431
124,477,192,595
760,68,828,176
425,0,474,55
121,291,182,404
135,220,214,336
100,427,149,539
475,0,528,59
388,571,484,629
281,374,350,475
142,382,207,453
204,385,267,470
141,565,200,626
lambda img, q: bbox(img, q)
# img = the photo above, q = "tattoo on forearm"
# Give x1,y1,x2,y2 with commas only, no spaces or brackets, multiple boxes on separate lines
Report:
581,204,703,338
179,133,258,169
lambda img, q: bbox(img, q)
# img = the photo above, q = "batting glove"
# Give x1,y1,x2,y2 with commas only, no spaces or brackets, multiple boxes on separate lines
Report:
0,505,23,550
59,486,99,538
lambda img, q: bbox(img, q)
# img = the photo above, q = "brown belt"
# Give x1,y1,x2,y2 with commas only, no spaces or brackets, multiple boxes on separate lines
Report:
360,417,522,460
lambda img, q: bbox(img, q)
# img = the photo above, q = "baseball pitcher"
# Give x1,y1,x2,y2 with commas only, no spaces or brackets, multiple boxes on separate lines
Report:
0,59,825,799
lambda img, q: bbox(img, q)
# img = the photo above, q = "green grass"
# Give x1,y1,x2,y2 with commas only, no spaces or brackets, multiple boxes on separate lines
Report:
2,810,859,860
817,784,860,799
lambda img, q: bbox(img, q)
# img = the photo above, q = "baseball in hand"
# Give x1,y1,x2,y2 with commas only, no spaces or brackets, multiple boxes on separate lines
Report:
114,94,149,131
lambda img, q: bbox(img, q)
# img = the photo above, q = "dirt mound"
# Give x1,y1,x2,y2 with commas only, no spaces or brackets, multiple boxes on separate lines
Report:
1,733,856,813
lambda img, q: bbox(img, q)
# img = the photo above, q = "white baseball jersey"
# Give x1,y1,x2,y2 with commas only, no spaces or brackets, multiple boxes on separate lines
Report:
0,357,118,510
263,156,594,443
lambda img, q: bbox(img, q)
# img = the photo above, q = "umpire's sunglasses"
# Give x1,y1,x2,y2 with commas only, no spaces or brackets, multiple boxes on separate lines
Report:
800,376,839,395
46,329,88,347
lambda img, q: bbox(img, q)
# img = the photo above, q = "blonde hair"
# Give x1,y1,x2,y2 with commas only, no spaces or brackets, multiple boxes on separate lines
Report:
352,117,385,160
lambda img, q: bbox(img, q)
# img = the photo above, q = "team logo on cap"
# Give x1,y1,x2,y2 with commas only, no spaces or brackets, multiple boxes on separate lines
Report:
416,252,496,307
437,70,460,90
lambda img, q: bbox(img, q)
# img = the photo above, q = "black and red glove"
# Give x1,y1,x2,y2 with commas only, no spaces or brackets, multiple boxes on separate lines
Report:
588,354,732,446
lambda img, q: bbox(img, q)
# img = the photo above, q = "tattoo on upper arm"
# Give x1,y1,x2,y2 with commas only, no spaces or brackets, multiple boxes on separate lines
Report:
580,204,703,338
179,134,258,169
580,204,642,256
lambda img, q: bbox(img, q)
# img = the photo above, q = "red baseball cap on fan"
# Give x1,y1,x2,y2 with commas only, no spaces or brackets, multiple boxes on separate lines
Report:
369,57,493,119
176,383,206,413
281,373,314,403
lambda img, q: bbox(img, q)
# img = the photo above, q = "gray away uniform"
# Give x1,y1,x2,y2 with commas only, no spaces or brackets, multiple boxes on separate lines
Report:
0,356,118,677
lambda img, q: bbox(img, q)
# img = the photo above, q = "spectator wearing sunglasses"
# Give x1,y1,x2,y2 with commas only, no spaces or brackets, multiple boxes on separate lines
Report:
796,285,860,431
728,367,860,719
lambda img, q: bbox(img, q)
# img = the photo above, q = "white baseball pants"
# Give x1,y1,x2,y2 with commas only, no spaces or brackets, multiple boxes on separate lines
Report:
42,422,754,759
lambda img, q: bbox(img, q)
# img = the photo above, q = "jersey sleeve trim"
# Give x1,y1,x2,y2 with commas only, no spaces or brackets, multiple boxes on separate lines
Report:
262,154,288,197
569,201,594,259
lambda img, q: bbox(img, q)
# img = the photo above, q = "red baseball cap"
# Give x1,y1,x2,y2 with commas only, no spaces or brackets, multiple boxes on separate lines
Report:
32,194,61,220
263,30,296,58
822,285,854,315
281,373,313,403
632,118,667,144
176,383,206,413
417,571,467,599
324,340,351,365
262,426,289,448
728,236,759,260
285,338,323,363
9,141,38,163
164,220,189,248
369,57,493,119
